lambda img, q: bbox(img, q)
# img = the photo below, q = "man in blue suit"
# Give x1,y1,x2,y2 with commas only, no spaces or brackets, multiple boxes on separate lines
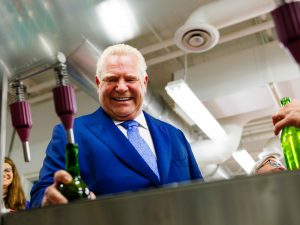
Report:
30,44,203,207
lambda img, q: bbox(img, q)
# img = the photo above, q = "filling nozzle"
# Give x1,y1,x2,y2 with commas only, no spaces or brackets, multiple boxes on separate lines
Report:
52,52,77,144
271,1,300,64
274,0,288,6
9,80,32,162
66,128,75,144
22,141,31,162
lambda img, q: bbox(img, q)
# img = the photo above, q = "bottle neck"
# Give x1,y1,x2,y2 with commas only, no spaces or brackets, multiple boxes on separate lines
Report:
280,97,291,107
65,143,80,177
280,97,293,132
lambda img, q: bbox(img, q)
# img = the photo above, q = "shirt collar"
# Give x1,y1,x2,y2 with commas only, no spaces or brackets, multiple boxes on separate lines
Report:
114,112,148,130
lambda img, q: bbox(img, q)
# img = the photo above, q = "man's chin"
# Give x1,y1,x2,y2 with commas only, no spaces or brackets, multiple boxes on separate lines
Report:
113,111,140,121
116,114,136,121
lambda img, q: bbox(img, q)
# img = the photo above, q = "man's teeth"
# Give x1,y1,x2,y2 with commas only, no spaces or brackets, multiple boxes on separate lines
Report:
115,97,130,101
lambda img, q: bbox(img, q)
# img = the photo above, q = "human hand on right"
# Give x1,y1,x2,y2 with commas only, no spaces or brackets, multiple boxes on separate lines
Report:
272,99,300,135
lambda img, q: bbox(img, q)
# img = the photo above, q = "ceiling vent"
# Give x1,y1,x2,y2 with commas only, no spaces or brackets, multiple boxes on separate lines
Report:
174,23,219,53
174,0,277,53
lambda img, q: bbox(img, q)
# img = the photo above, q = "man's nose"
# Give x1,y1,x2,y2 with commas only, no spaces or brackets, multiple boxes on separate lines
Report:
279,166,286,171
115,80,128,92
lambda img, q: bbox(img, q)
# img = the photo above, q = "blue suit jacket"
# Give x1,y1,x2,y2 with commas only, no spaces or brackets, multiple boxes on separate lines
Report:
30,108,202,207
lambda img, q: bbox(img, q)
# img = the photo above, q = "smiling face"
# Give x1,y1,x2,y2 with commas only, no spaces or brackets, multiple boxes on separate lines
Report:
256,156,286,174
96,53,148,121
3,162,13,191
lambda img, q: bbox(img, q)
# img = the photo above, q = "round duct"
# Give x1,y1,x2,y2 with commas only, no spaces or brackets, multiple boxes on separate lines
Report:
174,23,219,53
174,0,276,53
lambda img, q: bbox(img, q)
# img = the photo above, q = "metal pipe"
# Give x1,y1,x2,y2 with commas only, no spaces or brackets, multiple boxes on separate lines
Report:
0,70,8,220
66,128,75,144
10,54,64,82
27,80,56,94
266,82,281,109
140,39,175,55
22,142,31,162
218,20,274,44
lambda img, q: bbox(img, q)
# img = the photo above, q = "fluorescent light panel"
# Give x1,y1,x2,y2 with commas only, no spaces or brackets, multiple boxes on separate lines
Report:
232,149,255,174
96,0,138,43
165,79,226,140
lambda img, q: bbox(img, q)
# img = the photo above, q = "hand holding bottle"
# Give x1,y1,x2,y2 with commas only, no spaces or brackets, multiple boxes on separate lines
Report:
41,170,72,206
41,170,96,206
273,97,300,171
58,143,92,201
272,98,300,135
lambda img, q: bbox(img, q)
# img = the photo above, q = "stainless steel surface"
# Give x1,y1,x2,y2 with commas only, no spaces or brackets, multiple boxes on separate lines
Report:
21,141,30,162
66,129,74,144
66,39,99,100
1,1,100,76
0,72,8,221
3,171,300,225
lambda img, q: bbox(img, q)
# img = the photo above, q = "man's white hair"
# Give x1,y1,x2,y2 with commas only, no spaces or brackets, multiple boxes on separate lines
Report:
96,44,147,80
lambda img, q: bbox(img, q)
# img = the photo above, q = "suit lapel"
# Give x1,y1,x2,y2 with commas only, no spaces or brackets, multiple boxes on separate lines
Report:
145,112,171,184
82,108,160,185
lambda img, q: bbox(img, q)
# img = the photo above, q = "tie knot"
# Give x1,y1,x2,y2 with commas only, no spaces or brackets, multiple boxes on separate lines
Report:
121,120,139,130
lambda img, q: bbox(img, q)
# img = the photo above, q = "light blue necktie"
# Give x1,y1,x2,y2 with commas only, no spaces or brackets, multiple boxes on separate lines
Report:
121,120,160,180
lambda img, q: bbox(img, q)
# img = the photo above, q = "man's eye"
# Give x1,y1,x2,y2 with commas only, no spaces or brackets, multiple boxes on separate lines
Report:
104,78,117,83
126,78,138,82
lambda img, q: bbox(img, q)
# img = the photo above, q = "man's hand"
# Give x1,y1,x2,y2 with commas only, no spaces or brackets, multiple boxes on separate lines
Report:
272,99,300,135
41,170,96,207
41,170,72,206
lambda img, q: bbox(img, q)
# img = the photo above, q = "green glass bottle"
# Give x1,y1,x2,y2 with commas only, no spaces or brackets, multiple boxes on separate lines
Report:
58,143,90,201
280,97,300,170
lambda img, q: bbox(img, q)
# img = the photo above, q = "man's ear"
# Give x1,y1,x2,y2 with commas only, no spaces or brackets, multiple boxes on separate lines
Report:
143,74,148,93
95,76,100,87
144,74,148,87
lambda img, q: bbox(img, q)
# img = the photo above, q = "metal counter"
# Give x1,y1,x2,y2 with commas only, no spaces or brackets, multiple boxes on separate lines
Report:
2,170,300,225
